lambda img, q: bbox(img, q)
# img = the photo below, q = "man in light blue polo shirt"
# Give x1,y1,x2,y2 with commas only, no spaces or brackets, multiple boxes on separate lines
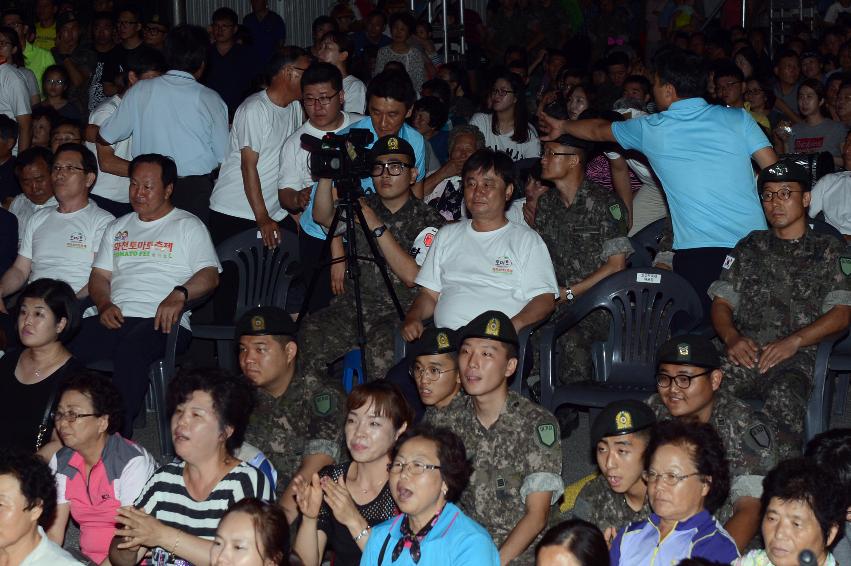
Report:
542,47,777,317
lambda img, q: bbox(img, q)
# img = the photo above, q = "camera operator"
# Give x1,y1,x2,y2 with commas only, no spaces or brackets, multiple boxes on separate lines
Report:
299,135,443,384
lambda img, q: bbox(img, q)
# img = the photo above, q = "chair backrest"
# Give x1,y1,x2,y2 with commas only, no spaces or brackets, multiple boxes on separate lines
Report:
216,228,300,321
628,217,670,268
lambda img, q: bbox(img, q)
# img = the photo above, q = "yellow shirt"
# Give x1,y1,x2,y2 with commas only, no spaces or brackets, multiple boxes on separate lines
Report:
34,22,56,50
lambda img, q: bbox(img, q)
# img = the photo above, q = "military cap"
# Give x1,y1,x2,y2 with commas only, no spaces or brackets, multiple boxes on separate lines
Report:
235,306,298,339
551,132,596,153
410,327,458,358
459,310,518,347
369,135,415,163
657,334,721,369
757,158,811,189
591,399,656,444
56,11,79,31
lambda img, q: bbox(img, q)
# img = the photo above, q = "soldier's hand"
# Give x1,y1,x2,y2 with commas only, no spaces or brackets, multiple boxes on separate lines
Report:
401,317,425,342
293,473,323,520
330,257,346,296
758,335,802,374
357,198,380,230
726,334,759,368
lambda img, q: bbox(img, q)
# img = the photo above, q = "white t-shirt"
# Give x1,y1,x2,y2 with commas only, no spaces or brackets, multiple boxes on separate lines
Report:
9,194,59,246
87,95,133,203
469,112,541,160
415,219,559,329
0,63,32,155
13,65,39,100
93,208,222,329
342,74,366,114
20,201,114,293
209,90,304,221
825,1,851,23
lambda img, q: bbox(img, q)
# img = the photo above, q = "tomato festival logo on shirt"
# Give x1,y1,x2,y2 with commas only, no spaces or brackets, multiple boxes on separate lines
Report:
113,236,175,258
66,232,86,249
492,255,514,274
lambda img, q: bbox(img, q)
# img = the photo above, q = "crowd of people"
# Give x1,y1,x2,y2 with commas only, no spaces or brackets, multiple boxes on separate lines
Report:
2,0,851,564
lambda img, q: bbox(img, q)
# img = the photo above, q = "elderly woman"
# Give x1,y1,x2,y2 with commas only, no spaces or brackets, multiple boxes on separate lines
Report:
361,426,499,565
734,458,846,566
109,368,272,566
47,370,157,564
423,125,485,220
0,278,80,452
294,382,413,566
0,449,83,565
536,519,610,566
212,498,291,566
610,419,739,565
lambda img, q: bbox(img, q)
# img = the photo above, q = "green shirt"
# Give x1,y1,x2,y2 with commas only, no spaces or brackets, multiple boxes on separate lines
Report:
24,42,55,94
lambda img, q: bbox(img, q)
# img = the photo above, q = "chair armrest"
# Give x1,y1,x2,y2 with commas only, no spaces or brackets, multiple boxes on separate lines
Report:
807,328,850,442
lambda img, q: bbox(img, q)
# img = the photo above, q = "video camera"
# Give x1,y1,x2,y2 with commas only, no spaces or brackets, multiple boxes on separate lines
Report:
301,128,375,182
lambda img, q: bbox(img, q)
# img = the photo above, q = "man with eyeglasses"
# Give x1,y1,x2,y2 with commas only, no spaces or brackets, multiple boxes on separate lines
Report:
0,143,114,312
203,7,253,120
414,327,463,424
50,11,95,111
142,16,168,52
646,334,778,551
2,8,55,95
714,62,745,109
709,158,851,459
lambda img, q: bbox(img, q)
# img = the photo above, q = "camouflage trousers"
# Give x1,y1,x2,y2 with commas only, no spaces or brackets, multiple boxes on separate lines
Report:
721,352,812,458
298,296,401,384
555,310,611,385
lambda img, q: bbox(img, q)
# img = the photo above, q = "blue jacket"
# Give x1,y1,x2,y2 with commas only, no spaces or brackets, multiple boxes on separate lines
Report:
610,510,739,566
360,502,499,566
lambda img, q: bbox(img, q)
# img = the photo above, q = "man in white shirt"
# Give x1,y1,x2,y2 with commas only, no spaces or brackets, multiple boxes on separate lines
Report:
69,154,221,436
0,143,114,310
402,148,558,339
316,31,366,114
810,130,851,240
0,57,32,153
8,147,57,243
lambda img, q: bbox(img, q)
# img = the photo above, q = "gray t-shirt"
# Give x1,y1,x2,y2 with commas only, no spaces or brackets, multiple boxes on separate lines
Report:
787,119,848,157
833,522,851,566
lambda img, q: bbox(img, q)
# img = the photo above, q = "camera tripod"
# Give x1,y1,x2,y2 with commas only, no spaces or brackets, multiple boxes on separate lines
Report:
295,178,405,382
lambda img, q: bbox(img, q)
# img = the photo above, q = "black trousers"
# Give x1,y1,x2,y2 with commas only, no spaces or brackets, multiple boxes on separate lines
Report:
672,246,731,327
89,194,133,218
298,230,334,314
172,174,214,225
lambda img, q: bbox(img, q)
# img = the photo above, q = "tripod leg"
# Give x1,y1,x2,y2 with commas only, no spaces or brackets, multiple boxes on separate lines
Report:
344,202,370,382
295,208,344,327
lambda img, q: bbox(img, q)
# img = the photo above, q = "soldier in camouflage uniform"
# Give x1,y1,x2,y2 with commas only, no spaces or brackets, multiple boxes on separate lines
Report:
408,326,464,427
300,135,445,382
564,400,655,541
535,132,633,386
709,158,851,456
647,334,779,549
437,311,563,565
236,307,345,522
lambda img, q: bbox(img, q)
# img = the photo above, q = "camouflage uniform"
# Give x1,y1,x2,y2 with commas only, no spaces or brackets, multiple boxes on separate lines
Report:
422,390,467,428
534,181,633,384
299,193,444,382
244,372,345,498
708,228,851,455
439,390,564,565
569,474,651,532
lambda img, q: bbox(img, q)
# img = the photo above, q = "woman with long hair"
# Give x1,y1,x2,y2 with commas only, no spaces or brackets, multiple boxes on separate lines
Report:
470,69,540,160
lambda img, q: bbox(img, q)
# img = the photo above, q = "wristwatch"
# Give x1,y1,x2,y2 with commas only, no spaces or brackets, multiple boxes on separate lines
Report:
372,224,388,238
565,287,575,302
173,285,189,301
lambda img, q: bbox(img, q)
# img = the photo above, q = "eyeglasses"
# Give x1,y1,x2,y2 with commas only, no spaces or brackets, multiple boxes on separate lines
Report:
656,370,711,389
370,162,410,177
302,90,340,107
491,88,514,97
53,410,100,423
144,26,167,35
387,461,442,475
410,365,458,382
642,470,703,486
760,188,803,201
542,149,578,158
45,78,66,85
52,164,86,174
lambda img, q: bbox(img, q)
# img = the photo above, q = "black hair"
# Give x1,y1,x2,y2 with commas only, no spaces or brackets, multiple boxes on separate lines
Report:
16,146,54,170
58,370,124,435
488,68,530,143
0,114,19,143
0,449,57,528
125,43,167,76
367,9,387,24
267,45,307,79
536,519,610,566
461,148,515,192
117,6,143,24
388,12,416,36
714,60,745,83
312,15,337,37
644,419,730,513
774,48,800,68
421,78,451,105
0,26,23,67
165,24,209,74
166,368,256,456
412,96,449,130
18,278,80,344
804,429,851,520
438,62,470,97
1,8,31,30
211,7,238,25
321,30,353,69
761,457,846,549
55,142,97,175
129,153,178,187
367,69,417,109
42,64,71,98
91,11,113,25
32,105,60,131
392,425,472,502
652,47,707,99
301,61,343,92
606,51,630,69
623,74,651,96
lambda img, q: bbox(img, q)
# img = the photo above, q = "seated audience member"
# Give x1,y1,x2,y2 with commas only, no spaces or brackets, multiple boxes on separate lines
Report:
293,382,413,566
108,368,272,566
8,146,57,242
422,124,484,221
236,306,345,513
804,429,851,565
0,115,20,206
610,420,739,565
810,131,851,240
47,371,157,564
536,519,611,566
411,96,450,166
734,458,846,566
0,144,113,305
622,74,652,110
470,69,541,161
403,149,558,341
0,450,83,565
69,154,221,437
87,47,167,218
351,10,390,59
773,50,801,124
212,498,291,565
513,162,553,229
436,63,476,125
714,62,746,109
775,78,847,166
316,31,366,114
374,13,428,94
361,426,500,565
302,135,444,382
709,158,851,455
30,105,58,149
564,400,655,538
38,64,82,122
49,118,82,152
0,278,80,452
413,327,463,424
437,310,563,565
648,334,779,550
